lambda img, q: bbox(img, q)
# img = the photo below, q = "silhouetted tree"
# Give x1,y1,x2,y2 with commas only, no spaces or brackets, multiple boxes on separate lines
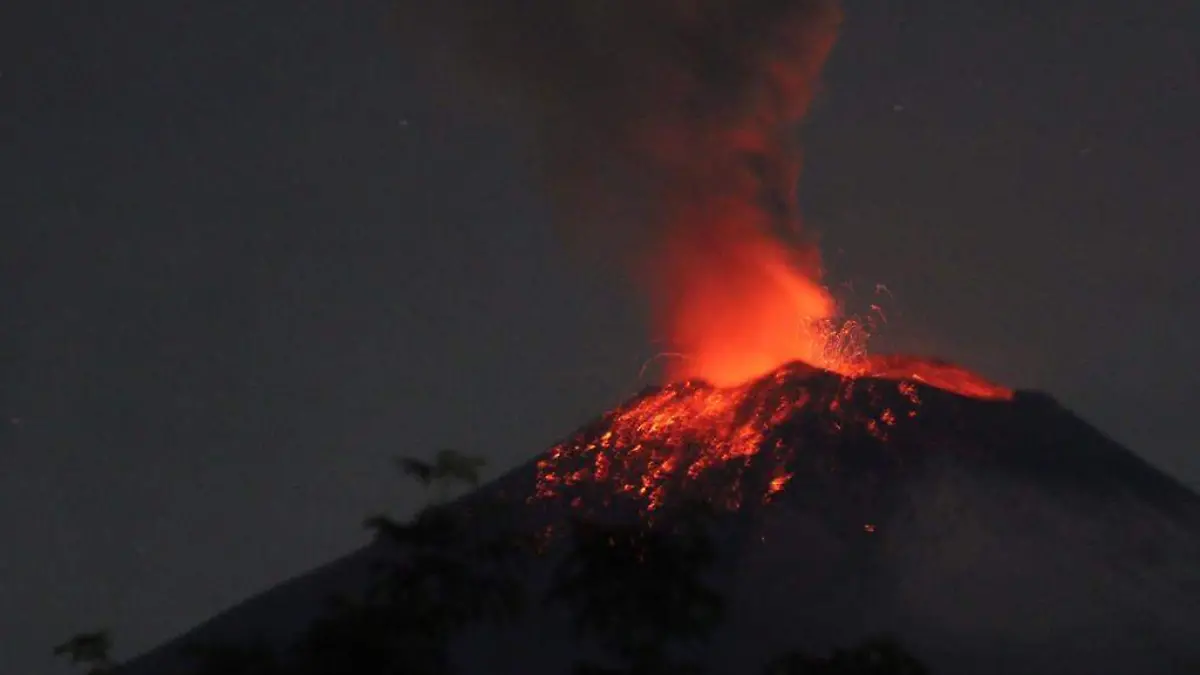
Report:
53,630,115,675
764,637,929,675
397,449,487,503
295,450,530,675
548,500,724,675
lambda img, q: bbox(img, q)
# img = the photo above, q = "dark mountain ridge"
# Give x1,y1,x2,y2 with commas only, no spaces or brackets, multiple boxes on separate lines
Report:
118,362,1200,675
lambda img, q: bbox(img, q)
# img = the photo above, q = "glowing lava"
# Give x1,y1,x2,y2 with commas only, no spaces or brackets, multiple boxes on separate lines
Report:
652,232,853,387
860,354,1012,402
534,358,1011,513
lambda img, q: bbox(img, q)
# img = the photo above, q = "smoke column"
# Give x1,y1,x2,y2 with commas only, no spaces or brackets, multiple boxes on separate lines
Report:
396,0,846,385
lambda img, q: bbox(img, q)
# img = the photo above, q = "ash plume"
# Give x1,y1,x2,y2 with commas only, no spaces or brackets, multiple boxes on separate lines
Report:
396,0,844,381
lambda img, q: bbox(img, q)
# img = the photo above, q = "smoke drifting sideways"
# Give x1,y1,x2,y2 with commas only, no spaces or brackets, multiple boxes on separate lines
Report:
394,0,848,386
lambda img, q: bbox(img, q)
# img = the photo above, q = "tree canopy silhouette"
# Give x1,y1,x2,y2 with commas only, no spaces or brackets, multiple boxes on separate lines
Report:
53,630,115,675
396,448,488,502
764,637,930,675
298,449,530,675
548,500,725,675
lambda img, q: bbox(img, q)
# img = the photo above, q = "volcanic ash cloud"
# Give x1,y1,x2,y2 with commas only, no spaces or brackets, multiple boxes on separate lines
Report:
398,0,845,385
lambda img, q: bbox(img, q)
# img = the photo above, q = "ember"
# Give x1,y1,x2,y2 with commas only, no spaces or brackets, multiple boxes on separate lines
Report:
534,357,1011,513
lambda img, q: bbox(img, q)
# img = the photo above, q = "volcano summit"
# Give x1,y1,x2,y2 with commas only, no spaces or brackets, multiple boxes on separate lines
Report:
118,360,1200,675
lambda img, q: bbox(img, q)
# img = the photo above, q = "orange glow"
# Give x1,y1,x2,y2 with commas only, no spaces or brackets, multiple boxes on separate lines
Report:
536,365,815,512
534,358,1011,513
862,354,1012,402
652,232,844,387
538,193,1013,513
526,201,1022,519
642,189,873,390
643,214,1013,403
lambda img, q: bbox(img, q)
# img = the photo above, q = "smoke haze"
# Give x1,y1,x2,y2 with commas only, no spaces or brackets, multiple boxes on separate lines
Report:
395,0,845,383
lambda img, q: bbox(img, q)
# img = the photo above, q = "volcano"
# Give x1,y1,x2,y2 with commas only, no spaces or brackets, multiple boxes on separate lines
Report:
117,359,1200,675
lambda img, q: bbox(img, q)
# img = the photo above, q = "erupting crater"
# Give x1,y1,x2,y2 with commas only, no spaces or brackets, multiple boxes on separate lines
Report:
535,354,1012,513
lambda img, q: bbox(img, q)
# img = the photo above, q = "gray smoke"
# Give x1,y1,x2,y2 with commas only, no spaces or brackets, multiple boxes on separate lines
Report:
394,1,843,369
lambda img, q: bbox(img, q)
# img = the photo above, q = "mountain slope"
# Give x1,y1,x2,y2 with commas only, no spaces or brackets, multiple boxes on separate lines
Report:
118,366,1200,675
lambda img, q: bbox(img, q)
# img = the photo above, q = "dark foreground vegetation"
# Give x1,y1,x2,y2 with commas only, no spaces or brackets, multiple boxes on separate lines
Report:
56,450,928,675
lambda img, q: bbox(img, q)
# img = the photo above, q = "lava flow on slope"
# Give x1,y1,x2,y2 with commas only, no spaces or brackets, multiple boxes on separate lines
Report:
534,354,1012,513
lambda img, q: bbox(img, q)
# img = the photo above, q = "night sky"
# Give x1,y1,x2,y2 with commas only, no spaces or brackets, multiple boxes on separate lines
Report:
3,2,1197,673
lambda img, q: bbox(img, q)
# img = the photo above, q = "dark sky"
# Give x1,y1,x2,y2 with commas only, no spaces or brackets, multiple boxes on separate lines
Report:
2,1,1197,673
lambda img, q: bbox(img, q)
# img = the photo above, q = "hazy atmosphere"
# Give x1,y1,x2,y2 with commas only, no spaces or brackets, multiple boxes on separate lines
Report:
2,1,1197,673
